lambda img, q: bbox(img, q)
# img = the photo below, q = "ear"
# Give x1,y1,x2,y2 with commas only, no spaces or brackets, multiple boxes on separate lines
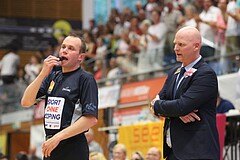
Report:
194,42,200,50
78,53,86,62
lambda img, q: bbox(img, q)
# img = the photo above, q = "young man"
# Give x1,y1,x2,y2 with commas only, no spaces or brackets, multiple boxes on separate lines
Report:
21,33,98,160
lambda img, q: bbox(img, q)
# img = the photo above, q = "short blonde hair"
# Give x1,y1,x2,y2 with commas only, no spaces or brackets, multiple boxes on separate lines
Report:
89,152,106,160
113,143,127,156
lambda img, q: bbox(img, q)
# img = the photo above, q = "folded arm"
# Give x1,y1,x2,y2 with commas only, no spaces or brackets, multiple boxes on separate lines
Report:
150,95,201,123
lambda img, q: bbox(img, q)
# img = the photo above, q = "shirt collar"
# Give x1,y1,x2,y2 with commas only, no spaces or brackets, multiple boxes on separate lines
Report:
181,56,201,71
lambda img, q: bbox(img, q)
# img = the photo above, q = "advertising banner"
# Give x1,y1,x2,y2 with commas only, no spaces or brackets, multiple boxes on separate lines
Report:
118,121,164,159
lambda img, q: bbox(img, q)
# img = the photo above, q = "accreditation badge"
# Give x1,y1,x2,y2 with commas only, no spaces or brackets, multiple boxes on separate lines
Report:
47,80,55,94
44,97,65,129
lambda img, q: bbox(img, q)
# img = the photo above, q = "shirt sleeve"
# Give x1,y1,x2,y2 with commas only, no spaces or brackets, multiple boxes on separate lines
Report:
80,75,99,118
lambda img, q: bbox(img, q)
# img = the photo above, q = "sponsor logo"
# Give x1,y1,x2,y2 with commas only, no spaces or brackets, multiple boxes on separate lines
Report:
62,87,71,92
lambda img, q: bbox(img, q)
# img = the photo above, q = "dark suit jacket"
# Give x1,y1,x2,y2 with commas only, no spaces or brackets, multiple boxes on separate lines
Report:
153,58,220,159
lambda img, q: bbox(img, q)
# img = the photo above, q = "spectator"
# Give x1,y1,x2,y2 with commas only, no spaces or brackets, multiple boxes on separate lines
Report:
116,30,131,57
108,8,120,34
112,144,127,160
113,14,130,40
137,19,152,79
85,128,103,154
137,9,147,22
116,30,137,74
16,67,27,84
96,37,107,61
216,91,235,113
178,4,198,28
147,9,168,69
89,19,98,36
122,7,134,23
15,151,28,160
0,46,20,84
130,151,144,160
28,146,41,160
162,2,183,55
196,0,221,59
225,0,240,72
97,25,113,59
215,0,228,74
84,31,97,59
89,152,107,160
145,147,161,160
94,59,104,80
144,0,159,19
216,90,236,150
215,0,228,47
191,0,204,13
105,57,123,86
135,1,143,14
24,55,42,84
128,16,142,54
83,31,97,71
139,19,151,51
0,152,8,160
16,67,28,95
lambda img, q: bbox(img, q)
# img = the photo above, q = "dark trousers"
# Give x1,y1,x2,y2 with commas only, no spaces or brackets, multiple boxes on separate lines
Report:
43,134,89,160
166,148,214,160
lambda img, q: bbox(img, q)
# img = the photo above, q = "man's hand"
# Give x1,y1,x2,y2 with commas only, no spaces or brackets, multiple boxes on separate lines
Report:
149,95,160,117
42,135,61,158
179,110,200,123
40,55,60,78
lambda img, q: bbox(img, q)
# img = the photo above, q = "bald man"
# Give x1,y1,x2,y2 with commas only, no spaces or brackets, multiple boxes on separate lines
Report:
150,26,220,159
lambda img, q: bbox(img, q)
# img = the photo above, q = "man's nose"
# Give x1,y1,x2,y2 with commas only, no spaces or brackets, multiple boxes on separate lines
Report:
62,49,68,54
174,45,178,51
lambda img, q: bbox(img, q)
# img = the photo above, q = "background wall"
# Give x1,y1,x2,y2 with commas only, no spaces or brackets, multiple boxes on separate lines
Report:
0,0,82,20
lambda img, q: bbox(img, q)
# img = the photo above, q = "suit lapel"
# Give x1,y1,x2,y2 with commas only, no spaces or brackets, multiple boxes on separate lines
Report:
175,58,204,97
168,66,181,99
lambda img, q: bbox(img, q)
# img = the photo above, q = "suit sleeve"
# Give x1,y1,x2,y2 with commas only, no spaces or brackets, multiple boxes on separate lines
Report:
159,67,177,99
159,75,170,99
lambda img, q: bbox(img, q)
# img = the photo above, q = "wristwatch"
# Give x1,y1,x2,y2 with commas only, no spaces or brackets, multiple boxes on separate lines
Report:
150,99,156,110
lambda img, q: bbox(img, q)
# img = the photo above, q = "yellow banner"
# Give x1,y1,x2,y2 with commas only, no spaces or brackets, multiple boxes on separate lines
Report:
119,120,164,159
0,133,7,155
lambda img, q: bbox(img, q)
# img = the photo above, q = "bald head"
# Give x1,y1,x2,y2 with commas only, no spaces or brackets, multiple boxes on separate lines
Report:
176,26,201,44
146,147,161,160
174,26,201,66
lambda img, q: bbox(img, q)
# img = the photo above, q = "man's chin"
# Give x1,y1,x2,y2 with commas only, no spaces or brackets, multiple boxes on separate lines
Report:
176,57,182,62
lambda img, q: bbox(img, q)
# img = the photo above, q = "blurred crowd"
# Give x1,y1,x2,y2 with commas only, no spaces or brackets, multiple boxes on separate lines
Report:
0,142,161,160
0,0,240,112
0,0,240,159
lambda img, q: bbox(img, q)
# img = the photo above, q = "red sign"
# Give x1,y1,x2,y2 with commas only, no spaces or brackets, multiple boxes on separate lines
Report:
119,77,166,104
